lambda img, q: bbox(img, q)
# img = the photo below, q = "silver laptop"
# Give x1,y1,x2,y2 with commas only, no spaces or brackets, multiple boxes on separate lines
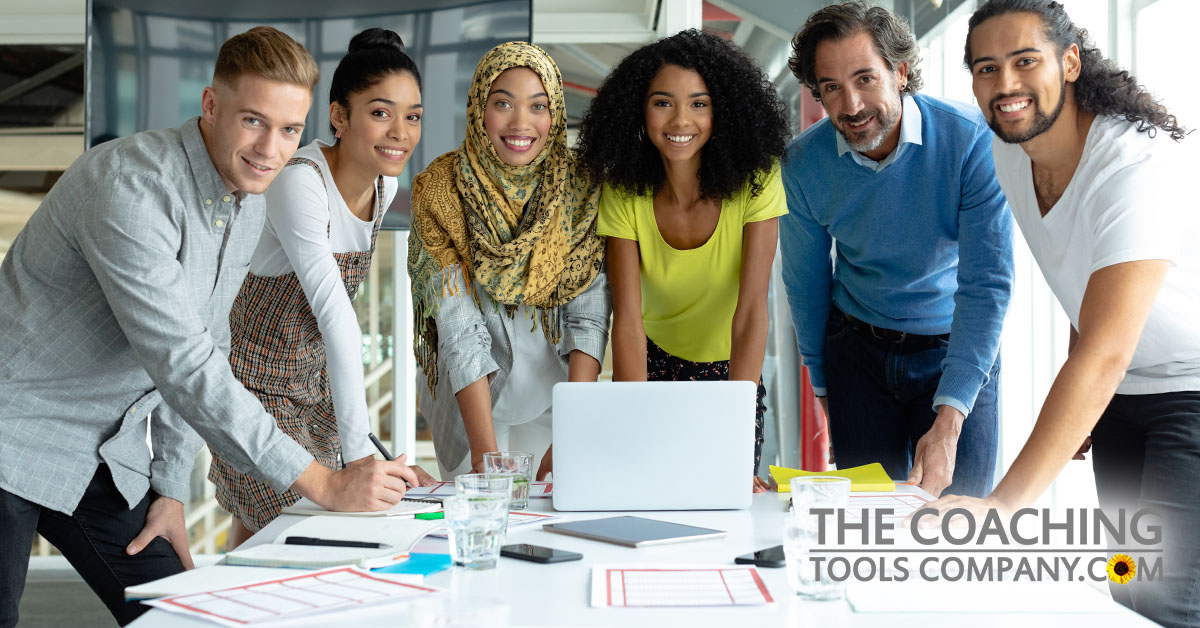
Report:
551,381,755,511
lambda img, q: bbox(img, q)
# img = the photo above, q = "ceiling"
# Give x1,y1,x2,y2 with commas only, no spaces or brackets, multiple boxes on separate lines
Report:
533,0,843,130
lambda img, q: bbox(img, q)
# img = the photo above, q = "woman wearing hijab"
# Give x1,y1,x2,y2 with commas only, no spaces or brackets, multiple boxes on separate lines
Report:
409,42,610,481
209,29,432,547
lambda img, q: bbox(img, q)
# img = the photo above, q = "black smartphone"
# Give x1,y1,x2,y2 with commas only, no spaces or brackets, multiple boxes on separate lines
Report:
734,545,786,568
500,543,583,564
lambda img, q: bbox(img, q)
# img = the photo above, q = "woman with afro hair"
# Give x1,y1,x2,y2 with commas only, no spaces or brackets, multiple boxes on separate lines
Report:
577,29,791,492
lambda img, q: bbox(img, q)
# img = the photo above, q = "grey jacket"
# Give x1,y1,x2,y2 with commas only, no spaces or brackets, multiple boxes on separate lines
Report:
0,118,312,514
417,264,611,467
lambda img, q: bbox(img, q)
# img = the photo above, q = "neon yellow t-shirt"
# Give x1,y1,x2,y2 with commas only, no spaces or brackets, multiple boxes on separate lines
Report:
596,164,787,363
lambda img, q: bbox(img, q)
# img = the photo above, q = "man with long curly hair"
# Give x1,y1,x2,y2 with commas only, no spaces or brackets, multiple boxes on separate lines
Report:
922,2,1198,626
779,1,1014,499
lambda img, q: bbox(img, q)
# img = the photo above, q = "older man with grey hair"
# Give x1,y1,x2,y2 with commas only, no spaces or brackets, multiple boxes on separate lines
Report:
778,0,1014,499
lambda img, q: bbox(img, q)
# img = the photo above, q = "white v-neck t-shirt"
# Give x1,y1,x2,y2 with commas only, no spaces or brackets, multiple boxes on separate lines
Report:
250,141,397,460
993,115,1200,394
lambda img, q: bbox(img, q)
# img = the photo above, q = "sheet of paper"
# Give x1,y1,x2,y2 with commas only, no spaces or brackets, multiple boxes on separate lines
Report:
280,496,439,517
402,482,456,498
404,481,553,499
429,510,562,538
590,565,773,607
125,566,310,600
846,581,1119,613
844,493,931,521
771,463,895,492
146,566,437,627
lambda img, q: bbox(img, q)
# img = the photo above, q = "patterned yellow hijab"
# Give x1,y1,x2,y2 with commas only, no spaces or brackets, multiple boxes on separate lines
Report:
408,41,603,394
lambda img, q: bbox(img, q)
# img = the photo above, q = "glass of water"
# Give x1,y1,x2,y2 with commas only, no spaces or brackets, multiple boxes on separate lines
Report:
783,476,851,600
454,473,512,535
443,494,508,570
482,451,533,509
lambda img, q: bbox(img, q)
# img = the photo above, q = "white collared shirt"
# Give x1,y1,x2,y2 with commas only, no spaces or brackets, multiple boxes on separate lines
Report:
835,93,923,172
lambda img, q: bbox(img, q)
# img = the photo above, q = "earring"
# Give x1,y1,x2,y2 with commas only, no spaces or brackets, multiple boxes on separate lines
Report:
638,125,646,142
334,128,343,139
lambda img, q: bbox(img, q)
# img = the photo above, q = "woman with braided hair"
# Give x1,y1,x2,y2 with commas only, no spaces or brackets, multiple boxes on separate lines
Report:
209,28,435,548
409,42,610,481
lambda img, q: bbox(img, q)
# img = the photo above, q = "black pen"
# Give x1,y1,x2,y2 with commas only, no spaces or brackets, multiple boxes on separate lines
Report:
284,536,384,549
368,432,394,461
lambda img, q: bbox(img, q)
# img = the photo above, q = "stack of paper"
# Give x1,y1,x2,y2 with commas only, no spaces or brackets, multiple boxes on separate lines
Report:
125,566,316,601
770,463,895,492
404,481,553,499
146,566,437,626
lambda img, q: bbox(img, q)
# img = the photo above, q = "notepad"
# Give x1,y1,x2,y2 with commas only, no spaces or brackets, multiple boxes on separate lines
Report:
280,496,441,517
770,463,895,492
225,515,441,569
590,565,773,607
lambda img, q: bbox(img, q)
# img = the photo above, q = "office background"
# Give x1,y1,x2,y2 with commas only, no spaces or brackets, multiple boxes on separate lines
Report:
2,0,1197,574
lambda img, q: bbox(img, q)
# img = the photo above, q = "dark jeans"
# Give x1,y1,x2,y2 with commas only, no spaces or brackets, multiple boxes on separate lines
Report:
0,466,184,627
1091,391,1200,628
824,310,999,497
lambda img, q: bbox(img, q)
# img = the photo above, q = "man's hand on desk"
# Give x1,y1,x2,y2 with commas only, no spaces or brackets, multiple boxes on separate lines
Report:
295,456,418,511
752,476,769,493
907,405,965,498
127,495,194,570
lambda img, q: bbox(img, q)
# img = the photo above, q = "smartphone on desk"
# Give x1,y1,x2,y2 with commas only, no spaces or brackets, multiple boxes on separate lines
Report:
500,544,583,564
734,545,786,568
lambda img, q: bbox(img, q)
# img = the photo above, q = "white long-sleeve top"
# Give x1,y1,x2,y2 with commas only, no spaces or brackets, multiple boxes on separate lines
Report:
251,141,397,462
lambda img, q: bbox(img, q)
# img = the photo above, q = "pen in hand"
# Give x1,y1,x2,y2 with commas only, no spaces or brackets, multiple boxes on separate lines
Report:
368,432,394,461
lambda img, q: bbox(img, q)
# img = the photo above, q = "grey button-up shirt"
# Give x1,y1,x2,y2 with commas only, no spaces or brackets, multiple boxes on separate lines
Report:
0,117,312,514
417,264,611,468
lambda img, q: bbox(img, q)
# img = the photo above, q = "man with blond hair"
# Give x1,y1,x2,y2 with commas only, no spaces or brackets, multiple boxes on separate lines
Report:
0,27,419,626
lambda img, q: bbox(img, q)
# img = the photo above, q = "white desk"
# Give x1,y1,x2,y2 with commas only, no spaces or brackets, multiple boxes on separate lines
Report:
130,492,1158,627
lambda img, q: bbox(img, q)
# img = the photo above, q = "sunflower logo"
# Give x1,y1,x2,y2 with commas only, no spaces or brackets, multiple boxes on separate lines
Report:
1107,554,1137,584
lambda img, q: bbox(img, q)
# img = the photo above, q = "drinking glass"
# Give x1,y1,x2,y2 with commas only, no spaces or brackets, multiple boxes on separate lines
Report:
783,476,851,600
483,451,533,509
442,494,508,570
454,473,512,535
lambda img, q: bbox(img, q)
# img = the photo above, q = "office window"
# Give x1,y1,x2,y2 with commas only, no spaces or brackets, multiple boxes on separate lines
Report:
1135,0,1200,131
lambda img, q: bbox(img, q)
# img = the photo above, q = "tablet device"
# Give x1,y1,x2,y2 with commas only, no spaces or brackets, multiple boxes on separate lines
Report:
542,516,726,548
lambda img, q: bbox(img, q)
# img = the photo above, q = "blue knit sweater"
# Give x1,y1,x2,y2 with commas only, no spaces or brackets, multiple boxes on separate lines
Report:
780,93,1013,415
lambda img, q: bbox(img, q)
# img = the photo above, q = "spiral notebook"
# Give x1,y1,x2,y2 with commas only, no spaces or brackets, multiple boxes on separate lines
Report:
281,496,441,517
225,515,441,569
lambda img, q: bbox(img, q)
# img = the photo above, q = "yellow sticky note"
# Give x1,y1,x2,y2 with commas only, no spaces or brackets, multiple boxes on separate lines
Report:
770,463,895,492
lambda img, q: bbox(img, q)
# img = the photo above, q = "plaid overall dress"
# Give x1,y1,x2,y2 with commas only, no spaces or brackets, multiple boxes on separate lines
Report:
208,157,386,531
